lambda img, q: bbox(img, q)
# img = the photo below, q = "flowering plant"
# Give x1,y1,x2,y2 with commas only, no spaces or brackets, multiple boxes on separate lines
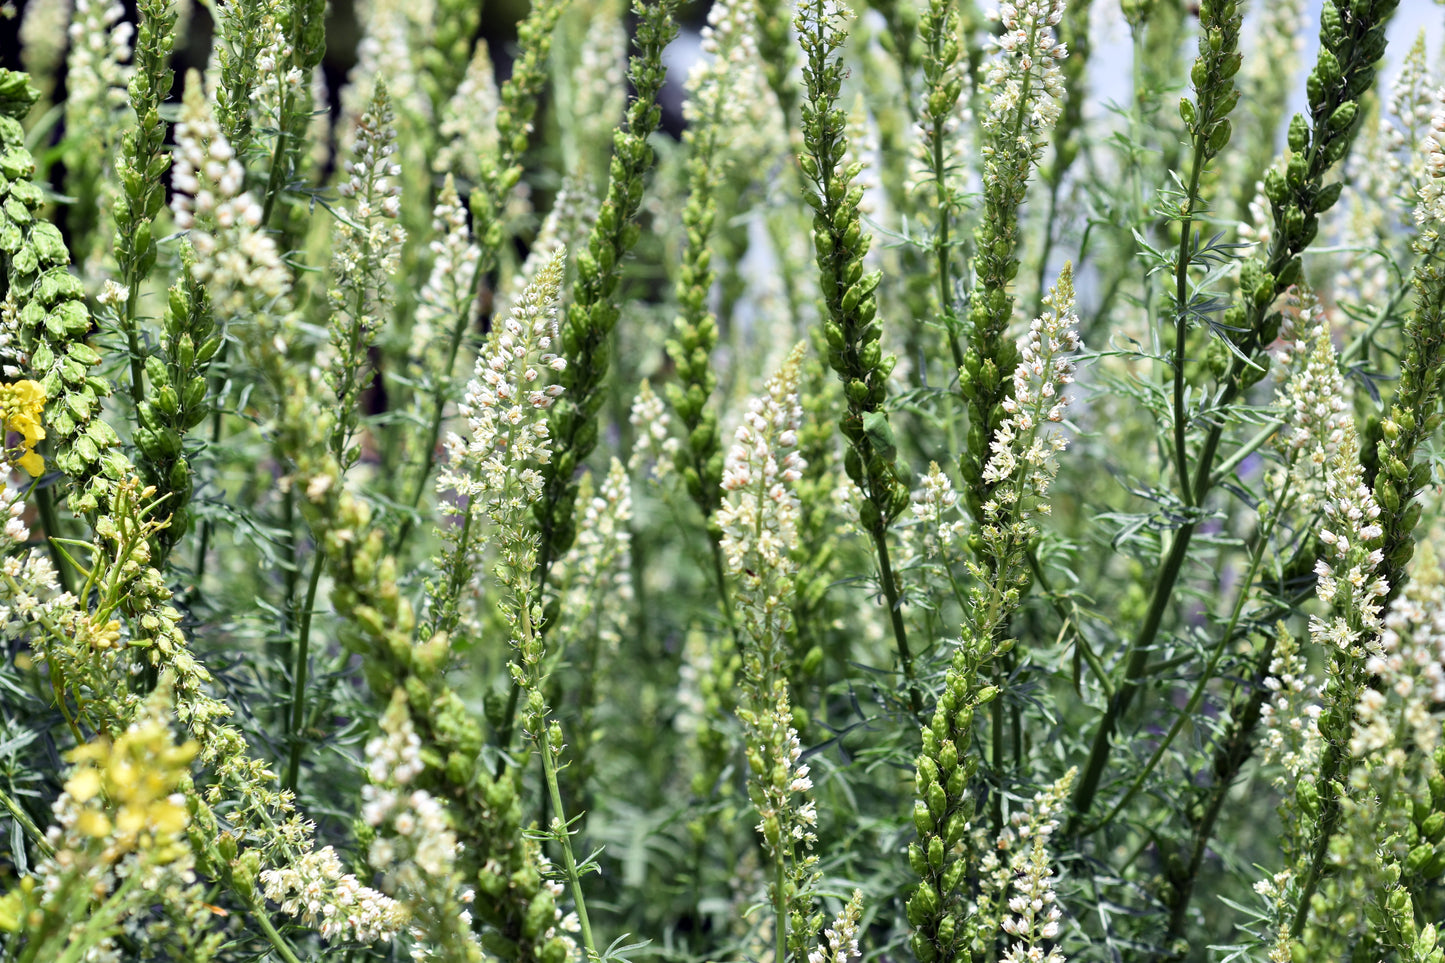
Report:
0,1,1442,961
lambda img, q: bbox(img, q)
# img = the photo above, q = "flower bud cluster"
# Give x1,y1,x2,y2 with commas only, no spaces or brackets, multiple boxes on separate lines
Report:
259,845,406,943
0,76,124,499
959,0,1069,521
255,13,307,137
49,719,195,865
740,682,823,958
998,769,1075,963
9,706,200,961
170,71,290,316
64,0,134,152
720,345,824,956
984,0,1067,135
1350,552,1445,761
798,0,910,537
1416,90,1445,228
467,0,565,280
0,487,118,701
440,250,567,514
1363,111,1445,603
110,0,178,332
1333,106,1396,308
559,458,634,657
411,175,480,377
434,43,500,180
1386,34,1439,183
1260,626,1323,782
19,0,71,93
1250,869,1301,963
209,0,282,155
536,0,680,581
495,177,597,327
980,266,1081,531
571,9,629,178
907,649,993,963
717,344,808,661
808,890,864,963
1311,429,1388,659
1271,292,1350,507
1234,0,1396,379
341,3,423,155
744,686,818,857
911,461,969,562
332,84,405,265
362,691,483,963
666,0,765,523
428,250,566,646
685,0,761,136
628,379,679,480
326,79,407,463
908,0,972,206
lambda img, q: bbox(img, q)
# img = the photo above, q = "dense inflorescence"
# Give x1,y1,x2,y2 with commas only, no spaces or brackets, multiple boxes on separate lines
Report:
2,3,1445,962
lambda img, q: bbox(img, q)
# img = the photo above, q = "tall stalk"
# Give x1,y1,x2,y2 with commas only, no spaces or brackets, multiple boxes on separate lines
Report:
1070,0,1395,825
796,0,918,710
391,0,566,560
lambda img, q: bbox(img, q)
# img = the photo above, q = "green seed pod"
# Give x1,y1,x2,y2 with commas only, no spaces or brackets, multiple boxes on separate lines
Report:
1421,812,1445,843
909,842,928,876
1287,114,1310,153
914,799,936,835
928,835,944,871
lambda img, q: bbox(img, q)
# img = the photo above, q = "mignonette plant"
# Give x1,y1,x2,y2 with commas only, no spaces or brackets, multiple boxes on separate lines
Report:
0,0,1444,960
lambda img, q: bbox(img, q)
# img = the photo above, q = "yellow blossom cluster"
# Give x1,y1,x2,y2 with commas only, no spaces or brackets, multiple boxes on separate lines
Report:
63,721,197,860
0,379,46,477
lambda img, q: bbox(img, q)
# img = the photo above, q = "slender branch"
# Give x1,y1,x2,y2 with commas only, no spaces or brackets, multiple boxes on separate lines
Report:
283,548,326,793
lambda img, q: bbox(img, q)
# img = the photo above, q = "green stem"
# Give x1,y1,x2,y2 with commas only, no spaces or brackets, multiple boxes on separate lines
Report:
278,484,299,643
494,681,522,779
244,895,307,963
540,733,598,961
34,482,74,596
1170,133,1210,507
1027,550,1113,697
708,536,740,647
192,340,232,596
1209,418,1285,487
990,689,1005,838
391,266,481,559
121,279,146,412
283,548,326,794
1070,313,1269,829
435,508,475,640
1291,740,1345,937
1163,630,1282,944
927,48,963,375
872,526,920,713
51,873,142,963
518,592,598,961
1031,172,1064,320
1068,508,1197,829
1083,471,1294,834
774,846,788,963
260,87,293,228
0,784,52,856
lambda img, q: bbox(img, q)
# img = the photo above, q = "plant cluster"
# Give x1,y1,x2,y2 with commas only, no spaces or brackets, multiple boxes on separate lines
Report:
0,1,1443,962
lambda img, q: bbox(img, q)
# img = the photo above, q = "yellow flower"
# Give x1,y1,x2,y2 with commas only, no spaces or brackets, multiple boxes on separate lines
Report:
0,379,47,477
16,449,43,477
62,721,199,860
